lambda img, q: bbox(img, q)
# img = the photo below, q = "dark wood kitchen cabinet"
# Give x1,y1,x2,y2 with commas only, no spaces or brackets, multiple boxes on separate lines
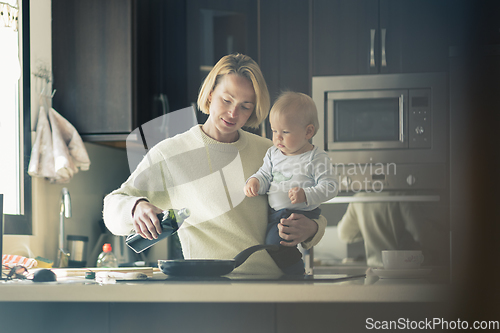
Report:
53,0,263,141
52,0,134,140
312,0,450,76
258,0,310,138
259,0,310,99
185,0,258,125
52,0,188,142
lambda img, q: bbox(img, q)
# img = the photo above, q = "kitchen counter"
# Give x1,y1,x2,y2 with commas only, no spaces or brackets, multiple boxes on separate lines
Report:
0,267,455,333
0,267,452,303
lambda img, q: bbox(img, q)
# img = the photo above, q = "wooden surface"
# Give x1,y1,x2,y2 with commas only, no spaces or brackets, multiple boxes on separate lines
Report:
49,267,156,278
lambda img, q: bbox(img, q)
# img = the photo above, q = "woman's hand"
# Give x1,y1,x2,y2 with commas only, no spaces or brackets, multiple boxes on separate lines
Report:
132,200,164,240
277,213,318,246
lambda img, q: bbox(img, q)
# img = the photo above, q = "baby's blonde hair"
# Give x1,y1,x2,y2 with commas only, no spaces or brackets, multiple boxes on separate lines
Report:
270,91,319,136
197,54,270,128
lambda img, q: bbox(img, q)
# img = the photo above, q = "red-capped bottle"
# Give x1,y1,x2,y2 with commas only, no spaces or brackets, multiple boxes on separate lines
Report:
96,243,118,268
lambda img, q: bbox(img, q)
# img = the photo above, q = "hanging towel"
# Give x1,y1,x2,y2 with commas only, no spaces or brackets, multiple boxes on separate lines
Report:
28,105,90,183
2,254,38,269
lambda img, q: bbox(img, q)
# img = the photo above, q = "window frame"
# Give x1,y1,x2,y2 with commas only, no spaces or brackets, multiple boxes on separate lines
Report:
4,0,32,235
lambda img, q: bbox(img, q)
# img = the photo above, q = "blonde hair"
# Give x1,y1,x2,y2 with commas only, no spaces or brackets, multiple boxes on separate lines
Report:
197,54,270,129
270,91,320,136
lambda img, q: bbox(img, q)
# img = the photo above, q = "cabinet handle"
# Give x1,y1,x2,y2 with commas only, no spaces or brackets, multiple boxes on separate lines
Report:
156,93,170,115
370,29,376,67
399,94,404,142
381,28,387,67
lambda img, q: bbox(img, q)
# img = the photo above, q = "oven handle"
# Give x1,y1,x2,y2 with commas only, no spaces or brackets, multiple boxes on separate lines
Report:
399,94,405,142
325,195,440,203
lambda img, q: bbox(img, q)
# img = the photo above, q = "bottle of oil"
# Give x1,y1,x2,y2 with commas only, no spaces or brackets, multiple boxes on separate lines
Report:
125,208,190,253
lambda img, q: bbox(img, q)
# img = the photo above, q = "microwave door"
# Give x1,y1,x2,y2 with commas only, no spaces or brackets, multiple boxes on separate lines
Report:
326,90,409,151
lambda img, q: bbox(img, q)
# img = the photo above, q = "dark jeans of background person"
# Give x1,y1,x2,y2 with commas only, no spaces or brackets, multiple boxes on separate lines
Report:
266,207,321,275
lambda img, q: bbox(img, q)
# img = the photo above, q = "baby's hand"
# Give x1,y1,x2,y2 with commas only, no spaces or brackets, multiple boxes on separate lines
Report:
289,187,306,204
244,178,260,197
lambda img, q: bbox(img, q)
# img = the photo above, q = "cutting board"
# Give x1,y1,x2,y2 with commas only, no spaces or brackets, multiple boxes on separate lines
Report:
50,267,157,278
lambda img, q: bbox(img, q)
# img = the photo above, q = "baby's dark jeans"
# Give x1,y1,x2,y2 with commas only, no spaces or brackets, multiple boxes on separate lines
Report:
266,207,321,275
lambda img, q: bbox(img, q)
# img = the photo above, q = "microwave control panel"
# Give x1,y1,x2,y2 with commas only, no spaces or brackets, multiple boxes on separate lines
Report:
408,89,431,149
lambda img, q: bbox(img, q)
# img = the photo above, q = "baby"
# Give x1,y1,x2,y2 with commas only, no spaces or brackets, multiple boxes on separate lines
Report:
244,91,338,274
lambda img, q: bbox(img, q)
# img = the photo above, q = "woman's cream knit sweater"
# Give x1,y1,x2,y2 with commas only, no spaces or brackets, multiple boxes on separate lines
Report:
103,125,326,275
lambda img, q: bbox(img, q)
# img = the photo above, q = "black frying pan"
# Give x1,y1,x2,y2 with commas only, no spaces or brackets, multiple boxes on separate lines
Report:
158,244,279,276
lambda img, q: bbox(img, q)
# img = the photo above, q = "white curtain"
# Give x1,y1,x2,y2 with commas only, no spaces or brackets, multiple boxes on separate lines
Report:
0,1,21,214
0,1,19,30
0,1,20,81
0,30,21,83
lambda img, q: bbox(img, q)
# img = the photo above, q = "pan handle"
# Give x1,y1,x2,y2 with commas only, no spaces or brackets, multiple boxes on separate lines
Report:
233,244,279,268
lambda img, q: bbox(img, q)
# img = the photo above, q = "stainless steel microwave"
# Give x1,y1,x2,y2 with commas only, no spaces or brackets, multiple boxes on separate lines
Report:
312,73,448,165
312,73,448,192
327,88,431,150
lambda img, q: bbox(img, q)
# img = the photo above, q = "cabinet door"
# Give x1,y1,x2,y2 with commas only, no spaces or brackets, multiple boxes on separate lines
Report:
186,0,259,118
134,0,188,124
312,0,379,76
259,0,310,139
312,0,450,76
52,0,134,136
379,0,450,74
260,0,310,99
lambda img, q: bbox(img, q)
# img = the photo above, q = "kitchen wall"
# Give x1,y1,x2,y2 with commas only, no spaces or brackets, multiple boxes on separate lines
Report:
3,0,131,264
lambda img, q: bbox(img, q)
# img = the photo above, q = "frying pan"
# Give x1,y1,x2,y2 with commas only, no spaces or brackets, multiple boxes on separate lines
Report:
158,244,279,276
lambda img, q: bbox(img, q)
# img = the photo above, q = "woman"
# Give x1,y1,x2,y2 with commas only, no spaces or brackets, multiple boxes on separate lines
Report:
103,54,326,275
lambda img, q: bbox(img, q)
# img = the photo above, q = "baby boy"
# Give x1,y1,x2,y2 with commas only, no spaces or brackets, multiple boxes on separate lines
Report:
244,91,338,274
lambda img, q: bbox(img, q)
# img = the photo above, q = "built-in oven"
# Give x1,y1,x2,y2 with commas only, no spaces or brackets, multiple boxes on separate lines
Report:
310,73,450,275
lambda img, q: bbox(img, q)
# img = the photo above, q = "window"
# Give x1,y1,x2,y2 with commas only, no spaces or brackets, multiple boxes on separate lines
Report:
1,0,32,235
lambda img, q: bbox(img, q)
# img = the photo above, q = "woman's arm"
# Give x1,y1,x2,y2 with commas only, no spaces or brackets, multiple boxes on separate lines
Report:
103,145,170,236
277,213,327,249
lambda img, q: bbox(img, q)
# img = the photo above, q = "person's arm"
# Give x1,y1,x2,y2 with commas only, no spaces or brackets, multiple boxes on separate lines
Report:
276,213,327,249
337,203,363,243
247,147,273,195
103,188,150,236
244,177,261,197
131,200,164,240
103,145,169,237
301,215,327,249
399,201,446,265
302,151,339,206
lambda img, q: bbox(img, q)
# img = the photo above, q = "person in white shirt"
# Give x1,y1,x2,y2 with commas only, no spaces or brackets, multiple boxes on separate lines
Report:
244,91,338,274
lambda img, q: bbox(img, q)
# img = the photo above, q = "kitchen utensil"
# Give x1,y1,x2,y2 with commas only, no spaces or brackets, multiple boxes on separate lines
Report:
158,244,279,276
381,250,424,269
67,235,88,267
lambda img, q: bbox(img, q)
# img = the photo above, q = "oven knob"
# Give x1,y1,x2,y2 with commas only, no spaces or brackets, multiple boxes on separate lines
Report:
415,126,424,135
406,175,416,186
340,176,352,188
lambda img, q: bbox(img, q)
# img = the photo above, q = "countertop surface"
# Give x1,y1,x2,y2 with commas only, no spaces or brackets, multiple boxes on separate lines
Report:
0,266,452,303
